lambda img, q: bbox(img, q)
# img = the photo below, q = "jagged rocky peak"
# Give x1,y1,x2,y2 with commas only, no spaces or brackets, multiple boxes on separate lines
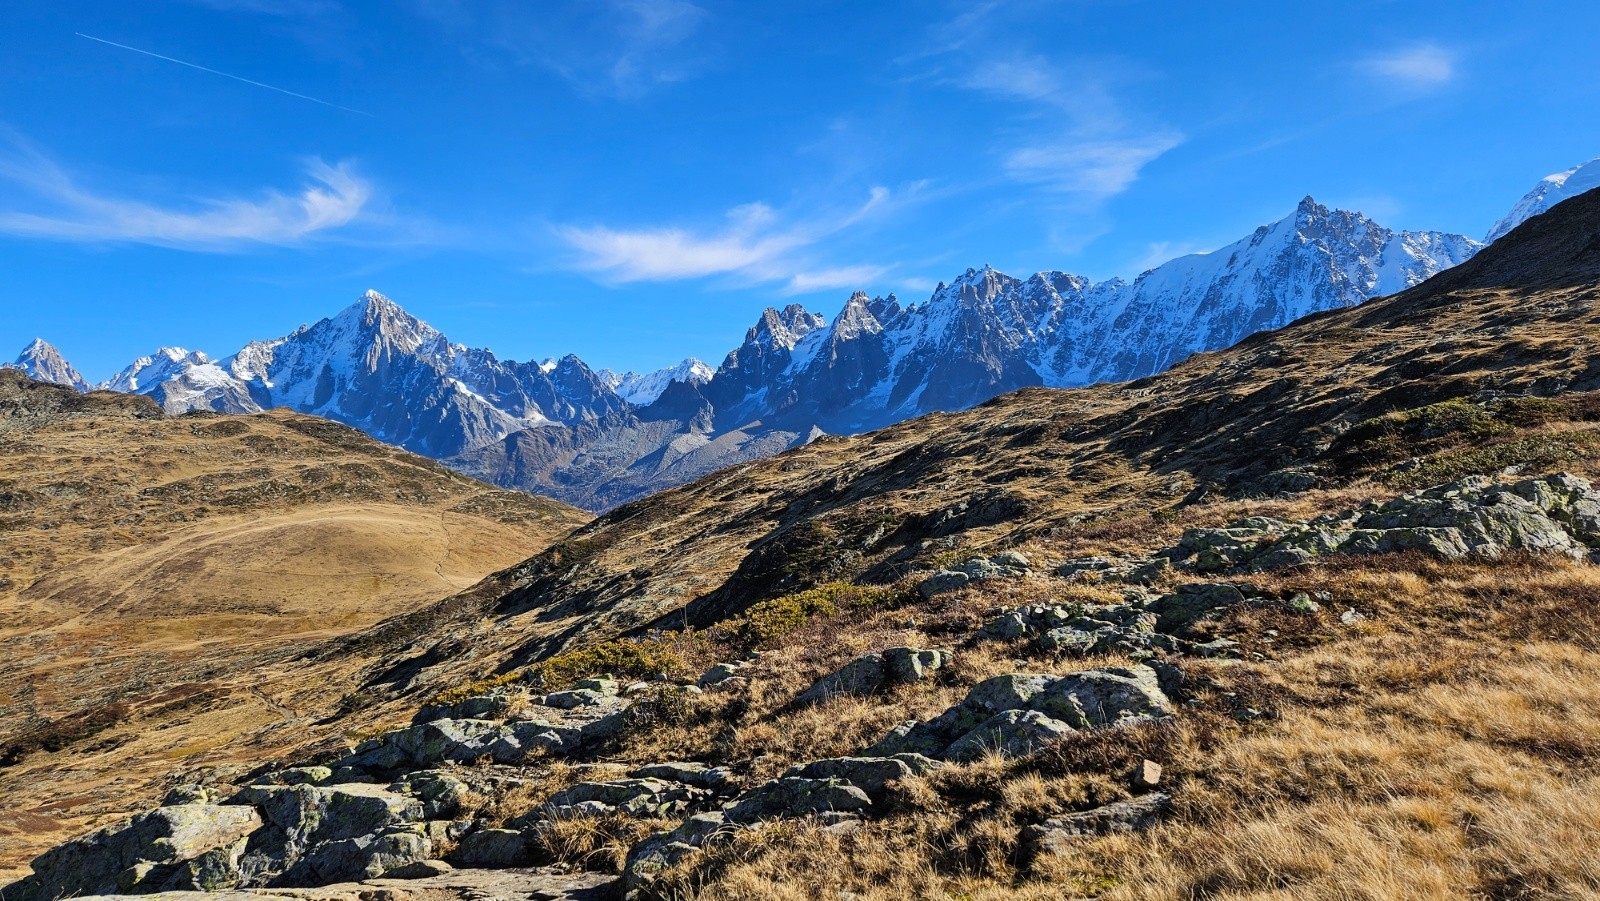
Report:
829,292,885,339
750,303,826,350
7,338,89,392
937,264,1020,308
333,289,446,357
1487,157,1600,243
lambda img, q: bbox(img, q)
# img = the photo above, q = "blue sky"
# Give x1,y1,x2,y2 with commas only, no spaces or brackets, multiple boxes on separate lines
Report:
2,0,1598,381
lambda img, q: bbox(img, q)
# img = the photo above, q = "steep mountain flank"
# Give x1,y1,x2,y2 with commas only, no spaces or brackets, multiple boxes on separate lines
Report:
0,371,590,876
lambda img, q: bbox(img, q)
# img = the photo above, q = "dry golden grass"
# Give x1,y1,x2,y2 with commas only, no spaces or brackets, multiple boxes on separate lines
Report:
0,378,590,878
641,552,1600,900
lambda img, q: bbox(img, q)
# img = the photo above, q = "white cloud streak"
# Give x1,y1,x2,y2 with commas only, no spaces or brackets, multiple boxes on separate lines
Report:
556,189,896,293
1005,132,1185,198
1361,44,1458,93
951,51,1183,200
410,0,710,98
0,148,371,249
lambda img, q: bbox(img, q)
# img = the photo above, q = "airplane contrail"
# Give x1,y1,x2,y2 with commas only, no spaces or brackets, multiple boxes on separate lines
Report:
75,32,374,117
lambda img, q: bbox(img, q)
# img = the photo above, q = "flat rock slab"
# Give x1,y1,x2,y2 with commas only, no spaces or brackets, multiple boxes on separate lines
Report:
65,868,616,901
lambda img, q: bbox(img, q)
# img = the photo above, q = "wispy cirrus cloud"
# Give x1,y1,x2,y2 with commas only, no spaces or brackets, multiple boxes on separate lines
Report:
1359,43,1459,94
410,0,710,98
955,52,1184,201
556,188,901,294
0,143,373,249
1004,133,1184,198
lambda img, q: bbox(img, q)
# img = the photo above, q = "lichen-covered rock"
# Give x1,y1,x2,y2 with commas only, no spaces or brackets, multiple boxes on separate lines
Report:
342,719,502,770
1020,793,1172,858
280,831,431,885
784,755,939,798
696,661,748,688
414,688,514,724
622,812,731,896
449,828,531,868
632,761,735,791
9,804,262,900
1148,583,1248,633
795,647,948,707
861,665,1173,761
343,695,630,773
543,688,614,709
389,771,471,820
944,710,1076,761
992,551,1032,570
794,653,885,706
270,766,334,787
721,777,872,824
1031,666,1175,727
917,569,970,598
233,783,424,849
161,784,217,806
883,647,947,684
1164,474,1600,575
543,778,705,818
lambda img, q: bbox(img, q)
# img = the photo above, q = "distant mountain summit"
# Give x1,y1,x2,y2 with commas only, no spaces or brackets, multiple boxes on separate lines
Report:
19,163,1592,509
694,196,1478,437
4,339,90,392
81,290,627,459
1486,158,1600,243
611,358,715,406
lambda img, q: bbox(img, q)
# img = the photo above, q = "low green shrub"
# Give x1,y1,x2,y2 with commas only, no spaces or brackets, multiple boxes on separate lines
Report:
711,582,906,648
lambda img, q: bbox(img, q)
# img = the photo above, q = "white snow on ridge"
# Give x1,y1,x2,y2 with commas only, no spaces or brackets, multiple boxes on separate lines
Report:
615,358,714,405
1487,158,1600,243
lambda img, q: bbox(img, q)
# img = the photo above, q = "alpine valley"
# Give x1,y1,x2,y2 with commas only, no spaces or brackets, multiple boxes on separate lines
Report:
7,163,1588,511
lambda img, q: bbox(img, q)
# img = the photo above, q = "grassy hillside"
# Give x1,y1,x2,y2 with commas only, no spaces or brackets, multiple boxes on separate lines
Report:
0,373,590,877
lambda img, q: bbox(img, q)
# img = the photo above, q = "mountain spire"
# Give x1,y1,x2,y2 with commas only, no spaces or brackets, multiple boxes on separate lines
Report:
8,338,90,392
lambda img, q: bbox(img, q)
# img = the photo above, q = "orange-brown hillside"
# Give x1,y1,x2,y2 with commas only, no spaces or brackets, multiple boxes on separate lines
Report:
0,374,589,876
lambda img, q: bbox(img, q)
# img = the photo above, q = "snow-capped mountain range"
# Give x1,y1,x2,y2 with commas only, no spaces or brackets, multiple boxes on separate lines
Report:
11,161,1593,509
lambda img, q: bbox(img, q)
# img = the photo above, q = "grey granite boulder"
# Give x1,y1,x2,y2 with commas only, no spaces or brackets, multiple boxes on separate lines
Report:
1020,793,1172,858
862,665,1173,761
721,777,872,824
449,828,531,868
944,710,1076,761
794,647,948,707
9,804,263,900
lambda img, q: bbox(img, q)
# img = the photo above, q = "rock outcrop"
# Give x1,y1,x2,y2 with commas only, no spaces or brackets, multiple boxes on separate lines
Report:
1166,474,1600,573
863,665,1174,762
917,553,1033,599
793,647,948,706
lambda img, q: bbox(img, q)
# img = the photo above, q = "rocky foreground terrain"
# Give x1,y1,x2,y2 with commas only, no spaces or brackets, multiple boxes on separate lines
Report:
9,188,1600,899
